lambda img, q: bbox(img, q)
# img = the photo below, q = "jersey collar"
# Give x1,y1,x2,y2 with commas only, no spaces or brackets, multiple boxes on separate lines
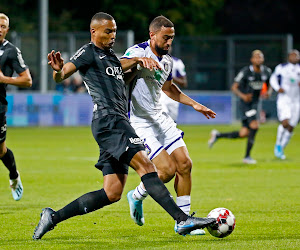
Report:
250,65,263,72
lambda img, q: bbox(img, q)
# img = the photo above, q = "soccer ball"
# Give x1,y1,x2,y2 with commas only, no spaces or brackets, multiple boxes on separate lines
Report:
207,207,236,238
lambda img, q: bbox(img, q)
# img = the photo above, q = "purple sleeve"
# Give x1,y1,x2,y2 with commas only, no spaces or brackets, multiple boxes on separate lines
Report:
167,69,173,81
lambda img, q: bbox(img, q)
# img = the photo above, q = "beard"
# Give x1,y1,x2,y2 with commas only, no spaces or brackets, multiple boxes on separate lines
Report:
155,44,169,56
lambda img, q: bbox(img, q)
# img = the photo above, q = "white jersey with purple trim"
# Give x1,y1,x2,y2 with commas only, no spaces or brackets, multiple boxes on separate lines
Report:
160,56,186,120
270,62,300,101
270,62,300,125
121,40,173,121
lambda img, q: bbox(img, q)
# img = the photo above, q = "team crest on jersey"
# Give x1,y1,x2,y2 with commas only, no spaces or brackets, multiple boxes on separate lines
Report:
164,63,169,72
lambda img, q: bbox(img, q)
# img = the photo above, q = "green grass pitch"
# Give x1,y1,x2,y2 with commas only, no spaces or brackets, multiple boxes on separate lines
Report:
0,123,299,249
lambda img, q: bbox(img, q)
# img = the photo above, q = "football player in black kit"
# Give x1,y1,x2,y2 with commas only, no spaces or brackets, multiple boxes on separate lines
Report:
208,50,272,164
0,13,32,200
33,12,215,240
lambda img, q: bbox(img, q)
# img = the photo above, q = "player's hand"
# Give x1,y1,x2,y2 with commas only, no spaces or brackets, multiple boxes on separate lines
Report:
242,93,252,102
137,57,162,71
48,50,64,72
193,103,216,119
278,88,284,93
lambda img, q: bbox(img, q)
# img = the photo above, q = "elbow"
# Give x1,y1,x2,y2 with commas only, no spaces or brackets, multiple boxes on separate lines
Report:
27,78,33,88
23,77,32,88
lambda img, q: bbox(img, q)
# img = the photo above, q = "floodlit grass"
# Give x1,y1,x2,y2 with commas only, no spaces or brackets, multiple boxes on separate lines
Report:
0,123,299,249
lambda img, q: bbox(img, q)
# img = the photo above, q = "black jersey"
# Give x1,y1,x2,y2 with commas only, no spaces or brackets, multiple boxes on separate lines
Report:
234,65,272,104
70,42,128,120
0,40,27,107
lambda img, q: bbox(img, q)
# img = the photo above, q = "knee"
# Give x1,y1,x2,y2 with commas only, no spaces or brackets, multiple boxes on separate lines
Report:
0,146,7,158
106,191,122,203
176,157,192,176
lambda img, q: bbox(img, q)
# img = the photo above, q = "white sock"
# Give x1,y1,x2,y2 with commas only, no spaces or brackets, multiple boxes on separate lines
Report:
276,124,285,145
281,130,292,149
132,182,148,201
176,195,191,215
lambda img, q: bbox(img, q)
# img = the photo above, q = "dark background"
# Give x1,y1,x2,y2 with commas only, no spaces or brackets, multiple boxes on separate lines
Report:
1,0,299,45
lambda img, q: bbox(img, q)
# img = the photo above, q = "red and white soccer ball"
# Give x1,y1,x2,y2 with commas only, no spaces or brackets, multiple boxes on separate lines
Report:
207,207,236,238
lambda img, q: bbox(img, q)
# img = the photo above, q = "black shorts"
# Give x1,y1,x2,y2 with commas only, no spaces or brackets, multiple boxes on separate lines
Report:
92,114,145,176
240,102,258,128
0,112,7,143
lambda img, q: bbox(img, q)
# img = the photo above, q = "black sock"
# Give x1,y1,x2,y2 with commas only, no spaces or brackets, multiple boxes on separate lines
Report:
1,148,18,180
217,131,240,139
245,129,258,157
52,188,112,225
141,172,188,223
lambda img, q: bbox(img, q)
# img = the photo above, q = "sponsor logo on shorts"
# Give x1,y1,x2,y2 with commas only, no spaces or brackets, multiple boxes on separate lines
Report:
245,109,257,117
1,124,7,133
129,137,144,144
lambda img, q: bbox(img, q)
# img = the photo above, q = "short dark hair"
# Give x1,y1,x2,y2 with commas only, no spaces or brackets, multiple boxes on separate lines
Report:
91,12,114,23
149,15,174,33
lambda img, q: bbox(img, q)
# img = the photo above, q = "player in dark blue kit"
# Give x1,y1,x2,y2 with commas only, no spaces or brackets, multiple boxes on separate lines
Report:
208,50,272,164
32,12,215,240
0,13,32,200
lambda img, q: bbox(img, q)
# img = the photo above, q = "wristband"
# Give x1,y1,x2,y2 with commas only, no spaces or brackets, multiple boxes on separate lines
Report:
55,69,62,74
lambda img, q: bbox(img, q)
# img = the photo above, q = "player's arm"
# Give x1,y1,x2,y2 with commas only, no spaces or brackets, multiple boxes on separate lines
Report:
0,68,32,87
120,57,161,72
231,82,252,102
270,66,284,93
232,69,252,102
48,50,77,83
123,67,138,85
162,80,216,119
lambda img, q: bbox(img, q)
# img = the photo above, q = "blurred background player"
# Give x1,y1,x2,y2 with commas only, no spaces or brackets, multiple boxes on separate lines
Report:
121,16,216,235
0,13,32,200
270,49,300,159
160,48,188,121
208,50,272,164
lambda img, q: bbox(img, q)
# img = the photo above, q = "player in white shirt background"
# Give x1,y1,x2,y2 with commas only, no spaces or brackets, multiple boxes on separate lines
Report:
270,49,300,160
121,16,216,235
160,52,188,121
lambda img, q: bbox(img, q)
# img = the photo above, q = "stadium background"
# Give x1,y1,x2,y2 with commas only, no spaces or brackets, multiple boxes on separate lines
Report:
0,1,300,249
1,0,299,126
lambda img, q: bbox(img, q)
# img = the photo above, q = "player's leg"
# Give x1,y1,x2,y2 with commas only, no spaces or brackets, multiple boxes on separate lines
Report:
279,106,298,158
53,173,127,224
274,100,295,159
243,119,258,164
128,148,176,225
129,150,215,235
132,149,176,198
33,168,127,240
0,112,23,201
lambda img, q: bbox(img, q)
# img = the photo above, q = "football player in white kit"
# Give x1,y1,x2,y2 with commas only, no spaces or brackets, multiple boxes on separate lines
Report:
160,54,187,121
121,16,216,235
270,49,300,159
